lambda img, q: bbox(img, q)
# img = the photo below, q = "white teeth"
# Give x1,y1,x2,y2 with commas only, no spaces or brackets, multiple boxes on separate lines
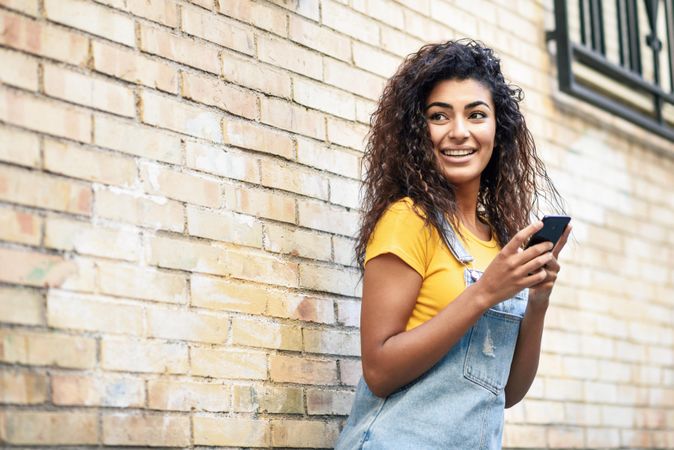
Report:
441,149,475,157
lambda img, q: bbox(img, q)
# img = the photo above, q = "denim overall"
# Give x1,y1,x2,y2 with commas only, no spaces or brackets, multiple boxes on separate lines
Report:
335,220,528,450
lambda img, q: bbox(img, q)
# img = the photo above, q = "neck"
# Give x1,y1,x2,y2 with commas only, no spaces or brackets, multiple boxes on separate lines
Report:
454,183,481,229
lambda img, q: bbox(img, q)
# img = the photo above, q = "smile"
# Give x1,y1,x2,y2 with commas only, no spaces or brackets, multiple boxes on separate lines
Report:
440,148,477,157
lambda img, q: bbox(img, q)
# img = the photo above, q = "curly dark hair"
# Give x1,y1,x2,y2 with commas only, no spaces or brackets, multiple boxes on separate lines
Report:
355,39,564,270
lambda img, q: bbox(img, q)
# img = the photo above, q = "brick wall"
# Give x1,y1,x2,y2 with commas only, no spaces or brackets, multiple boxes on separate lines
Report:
0,0,672,448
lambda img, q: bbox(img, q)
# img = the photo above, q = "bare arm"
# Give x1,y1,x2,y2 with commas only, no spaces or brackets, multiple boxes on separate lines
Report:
504,224,572,407
361,221,555,398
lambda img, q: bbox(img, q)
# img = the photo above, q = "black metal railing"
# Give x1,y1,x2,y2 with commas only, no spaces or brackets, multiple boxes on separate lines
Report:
549,0,674,141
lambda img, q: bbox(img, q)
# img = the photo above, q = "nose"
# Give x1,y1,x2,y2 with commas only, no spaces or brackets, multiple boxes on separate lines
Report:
449,117,469,140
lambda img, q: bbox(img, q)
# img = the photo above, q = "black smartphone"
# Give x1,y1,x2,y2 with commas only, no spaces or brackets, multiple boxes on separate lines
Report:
525,215,571,249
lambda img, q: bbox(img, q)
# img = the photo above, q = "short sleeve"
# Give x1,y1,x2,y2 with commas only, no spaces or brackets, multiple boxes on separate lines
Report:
364,199,430,277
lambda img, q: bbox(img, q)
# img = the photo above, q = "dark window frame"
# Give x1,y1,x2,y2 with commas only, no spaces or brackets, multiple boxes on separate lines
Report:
549,0,674,141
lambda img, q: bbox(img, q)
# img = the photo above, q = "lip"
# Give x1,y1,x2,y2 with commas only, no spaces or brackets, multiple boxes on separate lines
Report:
440,147,478,157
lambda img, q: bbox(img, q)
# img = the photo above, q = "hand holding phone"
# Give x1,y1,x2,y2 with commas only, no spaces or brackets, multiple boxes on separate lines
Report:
525,215,571,249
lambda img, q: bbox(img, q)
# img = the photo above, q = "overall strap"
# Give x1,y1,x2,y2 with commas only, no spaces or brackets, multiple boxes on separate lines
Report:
435,212,474,266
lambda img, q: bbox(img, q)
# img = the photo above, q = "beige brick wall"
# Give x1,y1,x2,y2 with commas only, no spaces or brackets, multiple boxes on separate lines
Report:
0,0,672,448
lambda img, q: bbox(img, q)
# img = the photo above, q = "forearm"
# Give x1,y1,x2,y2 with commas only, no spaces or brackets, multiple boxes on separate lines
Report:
503,300,548,407
364,283,489,397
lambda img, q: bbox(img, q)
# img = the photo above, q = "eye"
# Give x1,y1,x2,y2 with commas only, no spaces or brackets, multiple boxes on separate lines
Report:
428,112,448,122
469,111,487,120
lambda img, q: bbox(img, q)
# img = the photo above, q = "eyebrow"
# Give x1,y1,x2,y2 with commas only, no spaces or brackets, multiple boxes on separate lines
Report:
424,100,491,111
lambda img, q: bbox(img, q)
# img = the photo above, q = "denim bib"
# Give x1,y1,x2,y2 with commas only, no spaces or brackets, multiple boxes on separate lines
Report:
335,219,527,450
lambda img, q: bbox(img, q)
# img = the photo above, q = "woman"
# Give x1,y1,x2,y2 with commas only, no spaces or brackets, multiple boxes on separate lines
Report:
335,40,571,449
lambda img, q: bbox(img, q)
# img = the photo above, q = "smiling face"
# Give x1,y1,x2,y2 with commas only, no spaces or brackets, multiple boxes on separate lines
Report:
424,78,497,193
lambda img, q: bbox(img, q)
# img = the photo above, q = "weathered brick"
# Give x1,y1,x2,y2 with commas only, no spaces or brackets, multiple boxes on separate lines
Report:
0,0,39,16
0,286,43,325
225,184,296,224
190,275,267,314
260,385,303,413
222,50,291,98
193,416,270,447
0,411,98,445
94,115,182,163
260,159,329,199
352,41,400,78
92,40,178,93
58,256,98,293
52,373,144,407
44,0,135,46
0,329,96,369
352,0,404,28
0,369,47,404
101,336,188,374
586,427,621,448
267,293,335,324
182,71,257,119
185,140,260,183
102,413,190,446
322,0,379,43
270,354,337,384
324,57,385,101
146,306,228,343
182,3,254,54
232,384,257,412
326,116,368,150
0,87,92,143
429,0,477,37
223,118,295,160
330,176,361,209
0,208,42,245
264,223,332,261
336,299,360,327
333,235,357,267
94,187,184,232
304,328,360,356
45,217,140,261
0,10,89,65
44,139,137,187
105,0,179,27
502,424,547,448
147,235,298,287
147,379,229,411
43,64,135,117
0,47,37,91
524,399,565,424
191,347,267,379
298,199,359,236
288,14,350,61
139,23,220,74
141,90,223,142
47,290,144,335
188,205,263,248
296,137,361,179
219,0,287,36
0,166,92,215
307,388,354,415
140,162,222,208
0,247,77,288
380,25,424,58
271,419,340,448
232,317,302,351
98,260,187,304
268,0,319,20
0,126,40,168
339,358,362,386
260,95,326,140
258,34,322,81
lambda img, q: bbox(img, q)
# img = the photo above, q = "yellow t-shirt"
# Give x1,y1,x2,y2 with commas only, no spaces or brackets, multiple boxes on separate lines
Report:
364,197,501,331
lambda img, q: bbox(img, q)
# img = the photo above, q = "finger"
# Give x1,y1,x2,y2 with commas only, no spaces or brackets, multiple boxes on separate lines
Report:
521,251,554,276
524,267,549,286
518,240,555,264
552,223,572,259
503,221,544,254
544,256,560,273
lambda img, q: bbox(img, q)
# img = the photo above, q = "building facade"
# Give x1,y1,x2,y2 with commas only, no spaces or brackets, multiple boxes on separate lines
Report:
0,0,673,448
